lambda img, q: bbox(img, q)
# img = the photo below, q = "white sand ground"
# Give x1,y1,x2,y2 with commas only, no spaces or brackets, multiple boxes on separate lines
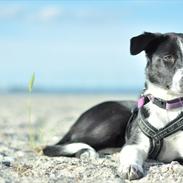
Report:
0,94,183,183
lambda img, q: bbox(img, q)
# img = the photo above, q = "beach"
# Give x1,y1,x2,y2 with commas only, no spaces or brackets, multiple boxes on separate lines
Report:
1,94,183,183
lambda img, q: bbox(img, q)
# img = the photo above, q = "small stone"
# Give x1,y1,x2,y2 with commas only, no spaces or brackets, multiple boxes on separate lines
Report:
2,157,14,167
0,152,7,157
16,151,24,157
49,173,56,179
2,160,11,167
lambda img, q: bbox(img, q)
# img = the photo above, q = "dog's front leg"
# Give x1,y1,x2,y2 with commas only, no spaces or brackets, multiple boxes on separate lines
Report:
118,140,149,180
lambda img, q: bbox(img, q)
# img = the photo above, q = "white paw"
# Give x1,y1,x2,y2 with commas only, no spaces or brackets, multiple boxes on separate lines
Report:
118,163,144,180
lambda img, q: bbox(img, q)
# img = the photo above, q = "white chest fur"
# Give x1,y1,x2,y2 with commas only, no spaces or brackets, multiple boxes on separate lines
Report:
146,102,183,129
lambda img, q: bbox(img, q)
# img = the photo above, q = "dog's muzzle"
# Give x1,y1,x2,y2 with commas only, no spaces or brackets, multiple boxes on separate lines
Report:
171,68,183,94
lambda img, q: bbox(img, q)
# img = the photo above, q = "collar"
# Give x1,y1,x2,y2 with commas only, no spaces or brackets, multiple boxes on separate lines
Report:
137,95,183,110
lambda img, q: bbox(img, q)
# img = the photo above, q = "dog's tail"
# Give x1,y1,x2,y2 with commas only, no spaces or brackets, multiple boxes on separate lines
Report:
43,142,96,157
43,132,97,157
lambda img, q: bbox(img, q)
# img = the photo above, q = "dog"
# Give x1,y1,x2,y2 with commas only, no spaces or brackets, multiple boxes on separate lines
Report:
43,32,183,180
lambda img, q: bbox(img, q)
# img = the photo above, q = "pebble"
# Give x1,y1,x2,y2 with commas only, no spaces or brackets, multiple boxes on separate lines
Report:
2,157,14,167
2,161,11,167
16,151,24,157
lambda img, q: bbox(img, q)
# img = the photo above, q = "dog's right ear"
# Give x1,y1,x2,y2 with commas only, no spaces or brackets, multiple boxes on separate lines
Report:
130,32,160,55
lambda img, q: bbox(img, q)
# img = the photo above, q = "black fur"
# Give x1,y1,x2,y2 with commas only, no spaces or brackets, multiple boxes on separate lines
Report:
43,101,136,156
130,32,162,55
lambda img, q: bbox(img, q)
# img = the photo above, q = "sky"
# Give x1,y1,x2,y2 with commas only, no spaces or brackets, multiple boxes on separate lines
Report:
1,0,183,92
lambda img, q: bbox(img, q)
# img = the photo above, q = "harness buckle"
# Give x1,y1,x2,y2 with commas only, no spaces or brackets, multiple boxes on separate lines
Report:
152,97,166,109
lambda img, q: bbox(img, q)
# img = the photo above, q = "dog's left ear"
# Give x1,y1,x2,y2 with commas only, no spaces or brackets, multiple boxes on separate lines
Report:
130,32,162,55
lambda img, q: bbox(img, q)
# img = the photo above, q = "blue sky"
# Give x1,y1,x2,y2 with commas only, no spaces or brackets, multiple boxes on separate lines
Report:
0,0,183,92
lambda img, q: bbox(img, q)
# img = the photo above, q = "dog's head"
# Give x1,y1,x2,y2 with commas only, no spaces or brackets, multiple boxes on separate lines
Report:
131,32,183,95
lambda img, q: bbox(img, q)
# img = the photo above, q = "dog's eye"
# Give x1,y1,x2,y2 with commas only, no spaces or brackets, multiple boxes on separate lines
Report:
162,55,175,65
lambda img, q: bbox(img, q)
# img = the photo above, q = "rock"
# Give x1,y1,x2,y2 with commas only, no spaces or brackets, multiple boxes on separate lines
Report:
2,161,11,167
2,157,14,167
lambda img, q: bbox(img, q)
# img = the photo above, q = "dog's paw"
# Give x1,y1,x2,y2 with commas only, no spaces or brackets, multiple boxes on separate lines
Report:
118,163,144,180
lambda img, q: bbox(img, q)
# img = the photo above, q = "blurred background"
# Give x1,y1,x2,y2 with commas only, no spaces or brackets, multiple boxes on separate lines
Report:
1,0,183,94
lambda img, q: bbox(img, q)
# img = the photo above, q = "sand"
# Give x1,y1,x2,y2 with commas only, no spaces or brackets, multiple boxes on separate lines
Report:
1,94,183,183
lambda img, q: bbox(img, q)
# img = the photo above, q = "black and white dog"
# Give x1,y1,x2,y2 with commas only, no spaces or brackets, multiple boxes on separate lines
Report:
43,32,183,180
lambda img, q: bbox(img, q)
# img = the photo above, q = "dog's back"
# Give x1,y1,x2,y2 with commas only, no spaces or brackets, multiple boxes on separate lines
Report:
43,100,136,157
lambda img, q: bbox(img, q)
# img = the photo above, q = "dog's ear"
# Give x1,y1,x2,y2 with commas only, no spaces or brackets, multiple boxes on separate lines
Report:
130,32,162,55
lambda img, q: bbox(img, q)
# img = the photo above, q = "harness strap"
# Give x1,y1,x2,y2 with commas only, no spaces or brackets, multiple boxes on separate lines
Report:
138,111,162,159
138,109,183,159
153,113,183,140
126,104,183,159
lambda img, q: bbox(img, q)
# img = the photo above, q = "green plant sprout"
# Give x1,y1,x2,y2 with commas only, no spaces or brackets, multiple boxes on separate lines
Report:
28,73,49,155
27,73,45,154
28,72,35,93
28,73,36,149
